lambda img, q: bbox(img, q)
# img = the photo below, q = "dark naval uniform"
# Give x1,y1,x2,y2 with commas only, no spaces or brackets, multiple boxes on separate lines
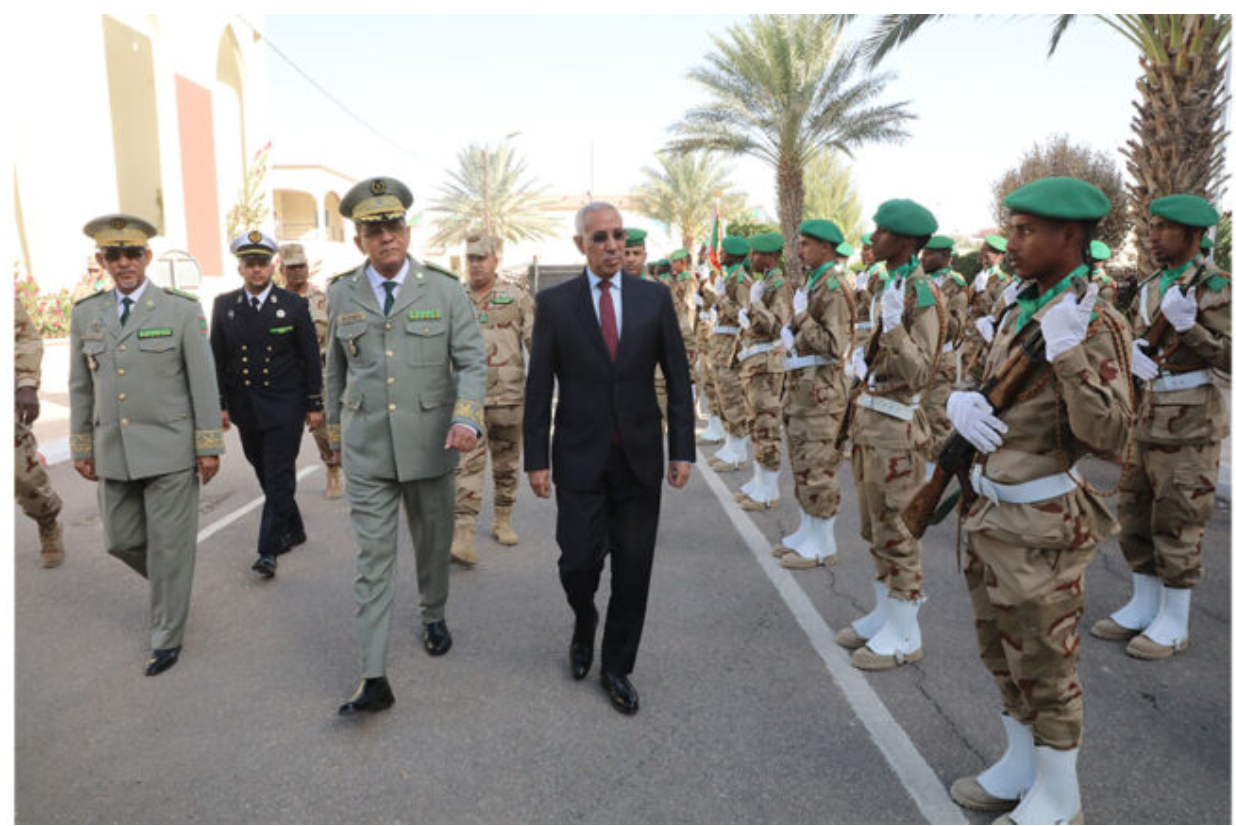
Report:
211,281,322,562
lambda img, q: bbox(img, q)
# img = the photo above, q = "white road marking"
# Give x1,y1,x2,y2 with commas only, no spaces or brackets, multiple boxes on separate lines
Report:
196,465,321,543
697,459,968,825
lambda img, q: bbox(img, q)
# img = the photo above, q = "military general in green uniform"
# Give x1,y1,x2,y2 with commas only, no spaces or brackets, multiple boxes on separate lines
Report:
327,177,488,715
69,214,224,676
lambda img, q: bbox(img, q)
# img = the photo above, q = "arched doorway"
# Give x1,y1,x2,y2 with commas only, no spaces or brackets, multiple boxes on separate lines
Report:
273,190,319,240
324,192,343,242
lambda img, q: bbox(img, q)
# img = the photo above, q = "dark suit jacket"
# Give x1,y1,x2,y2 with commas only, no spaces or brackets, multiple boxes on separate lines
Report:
210,285,323,431
524,271,695,490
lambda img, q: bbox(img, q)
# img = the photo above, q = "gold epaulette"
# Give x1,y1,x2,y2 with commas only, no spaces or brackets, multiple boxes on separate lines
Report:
424,261,461,280
74,289,107,305
163,286,198,301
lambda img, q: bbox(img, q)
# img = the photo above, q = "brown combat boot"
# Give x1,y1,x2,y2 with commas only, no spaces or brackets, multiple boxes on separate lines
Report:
38,518,65,568
450,522,477,567
324,465,344,500
491,507,519,546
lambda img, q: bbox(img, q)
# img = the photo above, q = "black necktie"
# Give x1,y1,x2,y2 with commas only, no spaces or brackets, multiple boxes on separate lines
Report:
120,297,132,326
382,281,397,316
251,296,260,311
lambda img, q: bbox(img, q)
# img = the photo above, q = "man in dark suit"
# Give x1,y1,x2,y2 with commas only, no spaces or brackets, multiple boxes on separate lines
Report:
524,202,695,715
211,231,323,578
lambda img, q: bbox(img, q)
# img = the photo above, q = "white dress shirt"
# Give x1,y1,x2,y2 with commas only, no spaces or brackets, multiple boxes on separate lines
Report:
587,268,622,340
115,279,149,319
367,259,410,309
243,282,274,311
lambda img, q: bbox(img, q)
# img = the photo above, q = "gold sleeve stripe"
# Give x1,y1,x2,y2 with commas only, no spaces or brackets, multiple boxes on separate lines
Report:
195,430,225,450
452,399,484,426
70,433,94,456
327,424,341,444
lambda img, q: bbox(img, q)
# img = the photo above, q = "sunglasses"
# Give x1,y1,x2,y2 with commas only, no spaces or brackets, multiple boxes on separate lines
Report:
103,246,147,262
588,229,627,244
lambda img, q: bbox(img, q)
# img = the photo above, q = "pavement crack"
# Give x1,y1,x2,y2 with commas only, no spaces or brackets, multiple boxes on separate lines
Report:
908,662,986,765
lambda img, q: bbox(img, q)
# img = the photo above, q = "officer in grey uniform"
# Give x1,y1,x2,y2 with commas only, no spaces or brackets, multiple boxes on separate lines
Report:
69,214,224,676
327,177,488,715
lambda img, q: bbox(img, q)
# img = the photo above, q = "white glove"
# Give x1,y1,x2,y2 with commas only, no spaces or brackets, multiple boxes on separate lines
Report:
880,279,906,331
1041,283,1099,363
750,279,766,304
848,346,867,380
1000,281,1020,309
1161,285,1198,332
780,325,796,353
973,268,990,293
975,315,996,344
1131,338,1160,381
693,293,704,307
714,276,727,298
946,391,1007,454
707,308,718,324
792,287,808,317
855,272,869,292
738,308,751,330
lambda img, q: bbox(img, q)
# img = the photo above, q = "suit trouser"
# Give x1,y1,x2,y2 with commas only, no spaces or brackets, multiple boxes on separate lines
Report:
238,423,305,555
99,467,199,650
346,470,454,678
555,443,662,676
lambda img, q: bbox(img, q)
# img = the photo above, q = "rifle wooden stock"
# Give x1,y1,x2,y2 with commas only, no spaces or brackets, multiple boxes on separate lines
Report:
901,327,1046,539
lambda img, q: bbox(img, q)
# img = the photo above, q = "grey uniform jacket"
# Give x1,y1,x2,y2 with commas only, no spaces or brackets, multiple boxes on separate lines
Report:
325,257,488,481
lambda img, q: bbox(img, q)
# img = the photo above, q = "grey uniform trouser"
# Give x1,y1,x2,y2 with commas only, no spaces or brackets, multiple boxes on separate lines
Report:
99,467,199,650
346,470,455,678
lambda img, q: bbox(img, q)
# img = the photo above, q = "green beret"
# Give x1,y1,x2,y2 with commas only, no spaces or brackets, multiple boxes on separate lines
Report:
925,235,955,251
625,228,647,247
721,236,750,256
836,242,854,257
1149,194,1219,228
750,232,785,254
872,199,938,237
340,176,413,223
83,213,158,248
1089,240,1112,261
1003,177,1110,222
1200,236,1214,251
799,218,844,244
861,232,874,246
651,259,668,268
668,248,691,262
984,234,1008,253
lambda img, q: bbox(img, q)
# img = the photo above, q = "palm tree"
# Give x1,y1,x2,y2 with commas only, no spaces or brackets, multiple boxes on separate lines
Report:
428,140,557,250
634,151,747,253
847,14,1231,274
802,150,863,243
666,14,914,279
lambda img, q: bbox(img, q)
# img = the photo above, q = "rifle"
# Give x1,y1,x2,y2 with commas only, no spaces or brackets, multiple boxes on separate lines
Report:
834,321,882,450
1133,261,1206,407
901,325,1046,539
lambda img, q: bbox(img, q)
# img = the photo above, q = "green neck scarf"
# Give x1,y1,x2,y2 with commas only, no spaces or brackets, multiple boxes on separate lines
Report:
1016,265,1088,332
886,256,919,284
1158,256,1200,294
805,260,838,292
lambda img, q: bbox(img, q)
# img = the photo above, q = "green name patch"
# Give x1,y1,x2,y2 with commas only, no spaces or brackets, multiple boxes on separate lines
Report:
137,328,173,339
490,296,514,305
270,326,294,335
408,309,442,321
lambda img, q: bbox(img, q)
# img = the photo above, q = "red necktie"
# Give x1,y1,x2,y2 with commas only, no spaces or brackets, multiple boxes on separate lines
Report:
599,279,618,361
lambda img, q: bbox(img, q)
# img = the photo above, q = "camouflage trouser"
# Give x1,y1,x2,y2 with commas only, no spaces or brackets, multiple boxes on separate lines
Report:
1117,440,1219,589
655,371,668,423
739,354,784,469
454,405,523,525
853,443,924,600
709,334,746,437
782,367,846,518
965,530,1096,750
15,422,61,525
923,357,958,459
697,329,719,416
310,419,336,464
957,331,985,390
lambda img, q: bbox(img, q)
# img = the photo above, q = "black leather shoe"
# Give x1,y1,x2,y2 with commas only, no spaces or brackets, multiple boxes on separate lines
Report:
144,647,180,677
338,677,395,715
569,641,593,681
423,620,452,656
279,530,307,555
252,554,277,578
600,671,639,715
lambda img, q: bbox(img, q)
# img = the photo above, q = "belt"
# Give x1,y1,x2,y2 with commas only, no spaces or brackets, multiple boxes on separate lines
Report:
1151,369,1211,393
737,342,777,362
856,392,920,421
713,325,740,335
784,354,835,371
970,464,1080,505
855,321,874,331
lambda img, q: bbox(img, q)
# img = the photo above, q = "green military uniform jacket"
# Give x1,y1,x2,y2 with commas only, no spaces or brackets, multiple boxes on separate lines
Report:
69,284,224,480
325,257,488,481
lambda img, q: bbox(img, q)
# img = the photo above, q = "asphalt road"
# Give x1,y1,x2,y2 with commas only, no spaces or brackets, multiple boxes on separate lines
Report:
13,427,1231,824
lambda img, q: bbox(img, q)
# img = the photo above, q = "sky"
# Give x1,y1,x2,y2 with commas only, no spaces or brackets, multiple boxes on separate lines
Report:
261,14,1199,242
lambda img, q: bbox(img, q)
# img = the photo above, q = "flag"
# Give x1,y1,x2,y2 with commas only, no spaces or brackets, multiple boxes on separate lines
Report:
706,199,722,271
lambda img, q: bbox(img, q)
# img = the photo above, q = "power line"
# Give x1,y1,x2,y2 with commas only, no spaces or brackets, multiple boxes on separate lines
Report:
235,15,442,172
